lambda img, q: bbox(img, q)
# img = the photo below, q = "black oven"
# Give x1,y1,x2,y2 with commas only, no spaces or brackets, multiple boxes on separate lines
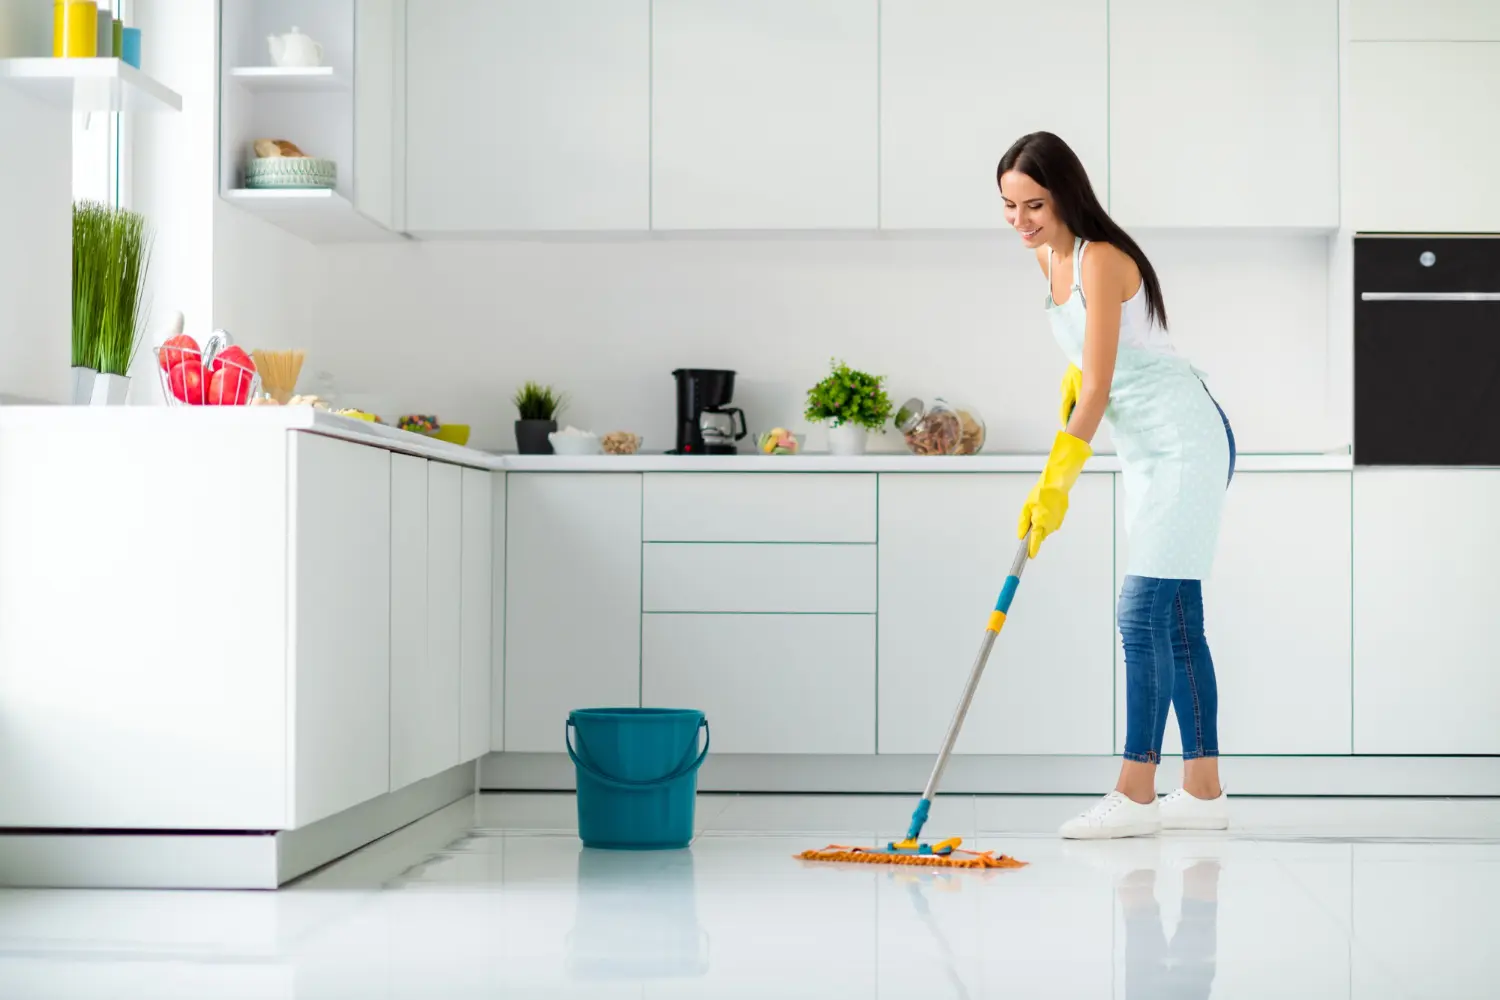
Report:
1354,235,1500,466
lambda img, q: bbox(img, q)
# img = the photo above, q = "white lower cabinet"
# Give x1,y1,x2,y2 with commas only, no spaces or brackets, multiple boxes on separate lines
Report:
459,468,493,762
389,455,433,791
290,435,392,827
1354,470,1500,754
490,471,507,751
1115,473,1353,756
505,474,643,751
425,463,464,771
642,614,875,754
877,473,1116,755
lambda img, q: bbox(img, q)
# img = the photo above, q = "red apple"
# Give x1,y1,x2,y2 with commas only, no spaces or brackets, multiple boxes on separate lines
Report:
158,334,200,372
167,359,206,404
209,344,255,375
207,364,253,406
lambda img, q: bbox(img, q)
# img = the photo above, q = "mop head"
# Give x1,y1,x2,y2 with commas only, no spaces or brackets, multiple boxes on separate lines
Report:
797,842,1027,869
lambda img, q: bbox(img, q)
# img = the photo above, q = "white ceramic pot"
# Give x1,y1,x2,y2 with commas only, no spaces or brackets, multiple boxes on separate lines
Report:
90,373,130,406
70,366,97,405
827,421,868,456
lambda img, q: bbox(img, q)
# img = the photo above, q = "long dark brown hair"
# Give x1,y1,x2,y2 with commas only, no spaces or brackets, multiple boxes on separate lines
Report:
997,131,1167,330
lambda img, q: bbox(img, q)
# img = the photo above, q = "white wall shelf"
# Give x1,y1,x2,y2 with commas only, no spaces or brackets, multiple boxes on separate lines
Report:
230,65,346,92
0,57,182,113
223,188,406,244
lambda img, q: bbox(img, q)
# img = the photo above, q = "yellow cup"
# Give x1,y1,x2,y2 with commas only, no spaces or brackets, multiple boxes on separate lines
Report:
54,1,99,58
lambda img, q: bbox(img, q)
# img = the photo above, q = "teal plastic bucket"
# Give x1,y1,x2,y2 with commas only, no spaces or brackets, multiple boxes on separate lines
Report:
566,708,710,850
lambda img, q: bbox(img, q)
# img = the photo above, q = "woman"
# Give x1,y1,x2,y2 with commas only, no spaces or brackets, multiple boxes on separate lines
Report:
997,132,1236,840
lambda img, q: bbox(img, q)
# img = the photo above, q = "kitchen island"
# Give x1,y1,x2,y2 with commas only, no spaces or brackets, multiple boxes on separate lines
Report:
0,408,1494,887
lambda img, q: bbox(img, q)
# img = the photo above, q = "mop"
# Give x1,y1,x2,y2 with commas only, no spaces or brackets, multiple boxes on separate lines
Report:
798,534,1034,870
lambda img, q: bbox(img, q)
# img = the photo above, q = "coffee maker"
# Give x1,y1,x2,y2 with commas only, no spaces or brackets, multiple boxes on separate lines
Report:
672,368,748,454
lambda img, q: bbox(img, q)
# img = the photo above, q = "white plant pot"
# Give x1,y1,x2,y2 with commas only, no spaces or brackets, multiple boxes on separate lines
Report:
827,421,868,456
70,366,97,405
90,373,131,406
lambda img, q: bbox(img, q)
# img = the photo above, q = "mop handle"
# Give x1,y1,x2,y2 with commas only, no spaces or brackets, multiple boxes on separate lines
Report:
917,534,1032,806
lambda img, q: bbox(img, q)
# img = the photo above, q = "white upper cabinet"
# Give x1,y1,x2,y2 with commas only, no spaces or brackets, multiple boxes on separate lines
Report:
880,0,1108,229
1108,0,1339,228
1346,42,1500,232
651,0,878,230
1351,0,1500,40
405,0,650,233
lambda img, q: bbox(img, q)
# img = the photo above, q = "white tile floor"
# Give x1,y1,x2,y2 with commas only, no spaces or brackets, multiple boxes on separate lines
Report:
1,793,1497,998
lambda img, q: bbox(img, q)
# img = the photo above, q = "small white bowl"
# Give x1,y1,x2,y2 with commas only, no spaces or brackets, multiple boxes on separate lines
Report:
548,431,603,456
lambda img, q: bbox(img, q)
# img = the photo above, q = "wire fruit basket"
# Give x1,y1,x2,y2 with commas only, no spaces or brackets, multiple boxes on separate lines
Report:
154,330,262,406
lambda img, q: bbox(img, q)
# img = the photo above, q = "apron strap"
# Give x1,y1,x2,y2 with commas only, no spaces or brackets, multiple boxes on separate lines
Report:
1074,238,1087,304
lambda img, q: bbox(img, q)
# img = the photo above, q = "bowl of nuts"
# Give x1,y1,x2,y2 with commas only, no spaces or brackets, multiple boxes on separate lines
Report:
601,431,642,455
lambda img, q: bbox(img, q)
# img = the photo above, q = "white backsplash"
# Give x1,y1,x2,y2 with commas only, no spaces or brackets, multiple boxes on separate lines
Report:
215,227,1338,456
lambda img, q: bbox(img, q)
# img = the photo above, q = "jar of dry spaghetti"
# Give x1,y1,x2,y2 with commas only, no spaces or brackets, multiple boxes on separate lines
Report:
895,397,963,456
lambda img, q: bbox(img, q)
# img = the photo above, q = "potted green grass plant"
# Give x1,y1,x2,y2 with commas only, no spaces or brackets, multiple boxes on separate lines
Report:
804,359,893,456
513,381,565,454
70,202,106,404
92,205,153,405
73,201,153,405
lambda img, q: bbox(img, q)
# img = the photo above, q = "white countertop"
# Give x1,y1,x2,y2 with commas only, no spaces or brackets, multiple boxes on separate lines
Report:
0,407,1356,473
498,451,1354,472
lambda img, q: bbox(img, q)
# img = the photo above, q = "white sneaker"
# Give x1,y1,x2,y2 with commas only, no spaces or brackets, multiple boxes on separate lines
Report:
1160,787,1229,831
1058,791,1161,840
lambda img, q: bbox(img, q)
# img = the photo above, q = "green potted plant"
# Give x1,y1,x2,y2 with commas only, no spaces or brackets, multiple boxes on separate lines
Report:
92,204,152,405
70,202,107,404
804,359,893,456
513,381,565,454
72,201,153,405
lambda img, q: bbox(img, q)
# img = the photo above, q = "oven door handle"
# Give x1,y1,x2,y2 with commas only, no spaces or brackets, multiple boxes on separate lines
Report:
1360,292,1500,302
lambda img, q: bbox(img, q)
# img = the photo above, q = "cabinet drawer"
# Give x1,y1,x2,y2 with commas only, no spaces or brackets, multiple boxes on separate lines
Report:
642,614,875,754
644,543,875,613
643,473,876,542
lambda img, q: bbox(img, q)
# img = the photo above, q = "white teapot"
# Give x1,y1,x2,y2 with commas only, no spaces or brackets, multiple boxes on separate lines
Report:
267,27,323,68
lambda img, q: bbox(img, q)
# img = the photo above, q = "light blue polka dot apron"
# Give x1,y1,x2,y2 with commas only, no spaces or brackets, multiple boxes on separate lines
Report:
1046,239,1230,580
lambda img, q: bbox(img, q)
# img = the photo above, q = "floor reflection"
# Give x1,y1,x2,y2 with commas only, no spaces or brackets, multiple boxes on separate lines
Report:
1120,859,1220,1000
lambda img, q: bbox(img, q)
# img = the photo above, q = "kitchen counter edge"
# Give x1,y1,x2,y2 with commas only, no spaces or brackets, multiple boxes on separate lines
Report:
0,409,1355,473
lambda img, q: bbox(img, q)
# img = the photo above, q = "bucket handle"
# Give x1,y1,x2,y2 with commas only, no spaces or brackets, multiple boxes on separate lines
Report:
566,717,710,791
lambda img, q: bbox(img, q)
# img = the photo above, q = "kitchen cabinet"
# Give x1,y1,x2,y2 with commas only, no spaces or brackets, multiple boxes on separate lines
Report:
643,614,875,754
876,473,1116,755
1346,42,1500,232
643,543,876,614
1114,473,1353,756
879,0,1108,229
0,422,292,830
459,467,493,762
490,471,507,751
290,434,392,827
404,0,650,233
1108,0,1339,228
504,474,643,751
651,0,878,230
1351,0,1500,40
425,462,464,774
643,473,876,542
389,454,436,791
1353,470,1500,754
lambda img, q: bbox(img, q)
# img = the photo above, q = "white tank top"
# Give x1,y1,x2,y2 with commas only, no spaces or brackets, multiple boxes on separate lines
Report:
1050,241,1176,357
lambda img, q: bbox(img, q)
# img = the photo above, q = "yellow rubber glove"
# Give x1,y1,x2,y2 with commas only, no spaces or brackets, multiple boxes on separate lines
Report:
1059,365,1083,427
1017,431,1093,558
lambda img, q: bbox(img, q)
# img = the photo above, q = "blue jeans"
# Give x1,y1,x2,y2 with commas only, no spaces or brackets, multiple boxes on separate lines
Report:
1119,393,1235,763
